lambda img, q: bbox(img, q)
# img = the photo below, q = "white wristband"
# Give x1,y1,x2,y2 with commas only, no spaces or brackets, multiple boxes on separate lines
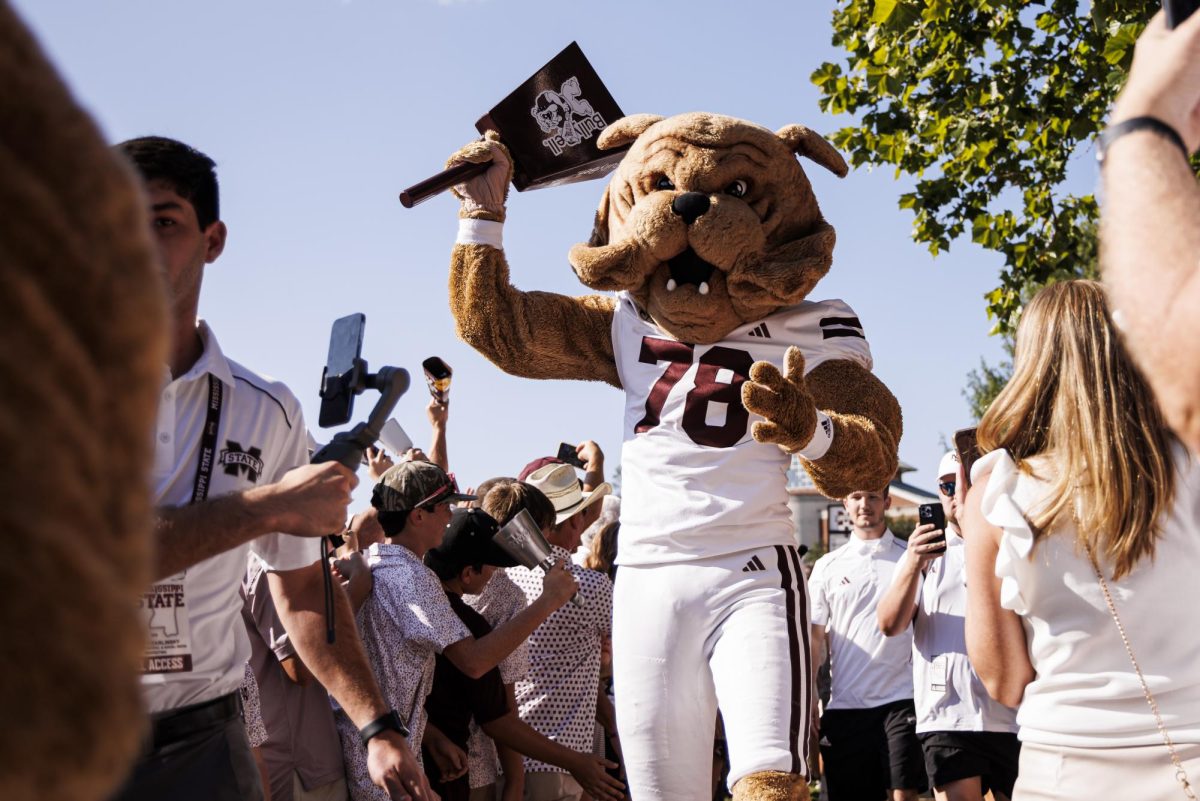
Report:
456,218,503,249
794,411,834,461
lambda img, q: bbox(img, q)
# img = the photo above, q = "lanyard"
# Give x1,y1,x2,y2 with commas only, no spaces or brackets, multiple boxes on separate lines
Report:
190,375,224,504
186,373,338,644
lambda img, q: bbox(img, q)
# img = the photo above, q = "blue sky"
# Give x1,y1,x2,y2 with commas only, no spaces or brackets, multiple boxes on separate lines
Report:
15,0,1024,501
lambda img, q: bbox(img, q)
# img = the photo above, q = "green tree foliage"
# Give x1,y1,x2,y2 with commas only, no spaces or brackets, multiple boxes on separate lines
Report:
813,0,1156,334
963,337,1013,420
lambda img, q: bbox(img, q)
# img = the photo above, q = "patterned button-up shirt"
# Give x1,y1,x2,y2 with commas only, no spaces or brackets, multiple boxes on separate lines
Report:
507,546,613,773
335,543,470,801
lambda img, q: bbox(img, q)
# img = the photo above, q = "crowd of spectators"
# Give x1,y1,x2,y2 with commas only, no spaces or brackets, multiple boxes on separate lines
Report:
41,11,1200,800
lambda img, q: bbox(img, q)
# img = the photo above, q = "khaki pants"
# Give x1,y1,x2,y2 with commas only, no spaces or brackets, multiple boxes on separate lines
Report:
523,771,582,801
1014,740,1200,801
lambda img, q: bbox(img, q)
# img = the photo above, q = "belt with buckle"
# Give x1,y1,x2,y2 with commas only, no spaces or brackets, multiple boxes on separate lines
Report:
150,692,241,749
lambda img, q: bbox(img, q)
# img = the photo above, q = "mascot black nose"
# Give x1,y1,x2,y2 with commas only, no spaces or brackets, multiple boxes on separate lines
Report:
671,192,710,225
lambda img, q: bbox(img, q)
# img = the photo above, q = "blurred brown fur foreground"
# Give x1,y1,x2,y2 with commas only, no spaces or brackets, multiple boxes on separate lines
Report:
0,2,167,799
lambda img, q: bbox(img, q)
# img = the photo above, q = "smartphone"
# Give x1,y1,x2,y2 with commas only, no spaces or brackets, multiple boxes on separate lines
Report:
318,313,366,428
918,503,947,551
422,357,453,403
954,427,982,493
1165,0,1200,28
377,418,414,456
557,442,587,469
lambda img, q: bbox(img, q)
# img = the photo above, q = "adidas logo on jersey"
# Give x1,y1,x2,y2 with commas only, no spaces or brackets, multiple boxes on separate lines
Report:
747,322,772,338
819,316,865,340
742,555,767,572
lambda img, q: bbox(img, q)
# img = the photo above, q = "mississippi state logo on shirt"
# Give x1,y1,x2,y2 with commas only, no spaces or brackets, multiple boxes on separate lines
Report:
219,440,265,483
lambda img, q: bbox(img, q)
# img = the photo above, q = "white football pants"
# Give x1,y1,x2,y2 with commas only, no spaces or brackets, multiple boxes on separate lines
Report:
612,544,811,801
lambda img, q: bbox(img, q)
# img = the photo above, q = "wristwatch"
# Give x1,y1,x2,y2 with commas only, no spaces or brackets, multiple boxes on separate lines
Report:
1096,116,1189,166
359,709,409,748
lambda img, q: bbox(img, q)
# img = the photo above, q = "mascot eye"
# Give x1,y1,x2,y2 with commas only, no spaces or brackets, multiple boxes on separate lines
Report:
655,176,675,191
725,180,749,198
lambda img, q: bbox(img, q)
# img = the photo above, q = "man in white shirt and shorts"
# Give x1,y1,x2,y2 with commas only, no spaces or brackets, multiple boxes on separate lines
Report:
809,485,926,801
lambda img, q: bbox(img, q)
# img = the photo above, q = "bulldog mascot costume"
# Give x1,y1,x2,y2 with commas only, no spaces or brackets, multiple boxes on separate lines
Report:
445,112,902,801
0,4,167,800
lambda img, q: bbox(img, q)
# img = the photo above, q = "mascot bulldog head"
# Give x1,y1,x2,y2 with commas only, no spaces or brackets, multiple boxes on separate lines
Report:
568,112,848,345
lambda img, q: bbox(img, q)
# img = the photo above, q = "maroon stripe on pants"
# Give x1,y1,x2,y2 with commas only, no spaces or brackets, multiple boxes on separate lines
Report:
775,545,804,774
786,544,812,768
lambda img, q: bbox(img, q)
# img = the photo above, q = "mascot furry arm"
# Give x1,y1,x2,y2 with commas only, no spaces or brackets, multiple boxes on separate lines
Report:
449,132,621,387
446,115,900,497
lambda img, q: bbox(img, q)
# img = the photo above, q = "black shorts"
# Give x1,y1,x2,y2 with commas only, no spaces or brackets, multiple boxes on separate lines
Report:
819,699,927,800
919,730,1020,798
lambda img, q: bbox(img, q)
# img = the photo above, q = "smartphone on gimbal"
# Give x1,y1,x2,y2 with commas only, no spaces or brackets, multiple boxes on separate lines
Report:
318,313,366,428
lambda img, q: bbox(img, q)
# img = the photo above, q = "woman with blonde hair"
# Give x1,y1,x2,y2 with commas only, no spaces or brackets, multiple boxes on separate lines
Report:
961,279,1200,800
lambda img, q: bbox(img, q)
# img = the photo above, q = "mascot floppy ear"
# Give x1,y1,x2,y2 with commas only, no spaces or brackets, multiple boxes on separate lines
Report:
586,185,611,247
582,115,664,248
777,124,849,178
586,113,668,243
598,113,664,151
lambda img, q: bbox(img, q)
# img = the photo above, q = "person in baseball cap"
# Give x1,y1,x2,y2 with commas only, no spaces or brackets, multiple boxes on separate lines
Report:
936,450,959,525
370,459,476,552
372,460,474,518
424,508,519,581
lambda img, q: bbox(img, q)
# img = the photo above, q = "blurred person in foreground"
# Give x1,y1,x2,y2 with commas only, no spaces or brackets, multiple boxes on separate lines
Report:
1100,10,1200,454
962,279,1200,800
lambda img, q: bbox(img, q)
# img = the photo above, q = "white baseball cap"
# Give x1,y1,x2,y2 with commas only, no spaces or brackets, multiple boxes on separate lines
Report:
937,451,958,480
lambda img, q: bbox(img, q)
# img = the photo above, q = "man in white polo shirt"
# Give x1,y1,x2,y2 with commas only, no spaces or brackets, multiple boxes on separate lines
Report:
808,485,925,801
878,454,1019,801
113,137,431,801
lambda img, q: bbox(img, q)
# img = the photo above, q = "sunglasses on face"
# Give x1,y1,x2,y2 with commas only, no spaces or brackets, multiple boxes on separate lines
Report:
938,481,956,497
415,472,459,510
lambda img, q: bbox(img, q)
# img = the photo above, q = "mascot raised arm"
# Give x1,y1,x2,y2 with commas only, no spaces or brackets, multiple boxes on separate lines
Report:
446,112,902,801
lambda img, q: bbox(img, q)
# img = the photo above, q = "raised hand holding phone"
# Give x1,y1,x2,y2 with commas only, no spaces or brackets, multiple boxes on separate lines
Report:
557,441,587,469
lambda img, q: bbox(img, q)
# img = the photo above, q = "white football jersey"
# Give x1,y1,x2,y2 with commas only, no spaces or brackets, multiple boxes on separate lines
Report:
612,293,873,566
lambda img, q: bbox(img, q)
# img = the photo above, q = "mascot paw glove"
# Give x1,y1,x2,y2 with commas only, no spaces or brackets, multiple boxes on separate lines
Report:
743,346,829,458
449,130,514,222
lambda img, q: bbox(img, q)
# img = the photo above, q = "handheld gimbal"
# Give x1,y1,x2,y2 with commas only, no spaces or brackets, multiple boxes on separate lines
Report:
313,314,410,642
